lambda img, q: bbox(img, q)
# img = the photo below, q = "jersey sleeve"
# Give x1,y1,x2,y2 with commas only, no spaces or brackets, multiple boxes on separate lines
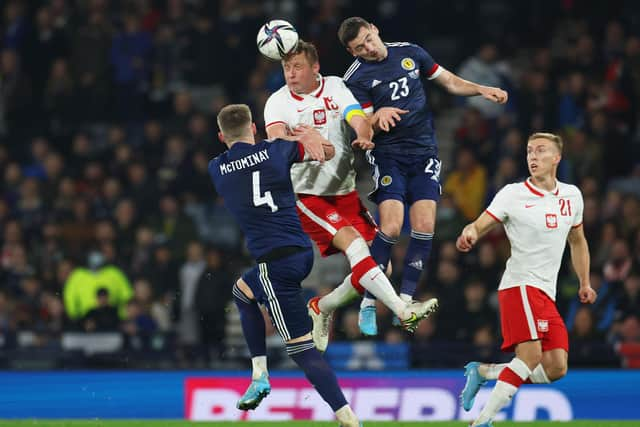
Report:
332,78,367,124
270,138,304,165
264,93,288,130
485,185,511,223
207,159,221,193
414,44,443,80
572,188,584,227
343,70,374,114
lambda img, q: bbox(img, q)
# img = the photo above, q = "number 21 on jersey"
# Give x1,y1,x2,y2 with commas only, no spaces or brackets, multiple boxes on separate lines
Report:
252,171,278,212
559,199,572,216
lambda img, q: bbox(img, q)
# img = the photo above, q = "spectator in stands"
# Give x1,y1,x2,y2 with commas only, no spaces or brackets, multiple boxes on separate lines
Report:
457,43,508,119
83,288,120,332
443,146,488,221
565,270,616,333
603,238,633,284
176,241,205,365
615,273,640,322
63,250,132,324
194,246,232,362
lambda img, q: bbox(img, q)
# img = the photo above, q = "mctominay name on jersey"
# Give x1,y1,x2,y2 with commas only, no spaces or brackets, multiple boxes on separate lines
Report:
219,149,270,175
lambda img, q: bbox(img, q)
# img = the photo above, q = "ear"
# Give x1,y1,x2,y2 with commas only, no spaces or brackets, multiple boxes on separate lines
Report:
371,24,379,36
217,131,225,143
251,123,257,135
312,61,320,74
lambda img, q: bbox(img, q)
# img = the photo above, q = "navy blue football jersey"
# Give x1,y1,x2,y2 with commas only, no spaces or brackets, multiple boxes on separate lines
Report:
343,42,442,155
208,139,311,259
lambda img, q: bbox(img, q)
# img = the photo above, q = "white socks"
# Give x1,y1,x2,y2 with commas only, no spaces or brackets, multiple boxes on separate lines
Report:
318,274,360,313
483,363,508,379
474,358,531,426
251,355,268,380
473,380,517,426
344,238,370,266
481,362,550,383
345,239,406,316
357,266,406,316
529,363,551,383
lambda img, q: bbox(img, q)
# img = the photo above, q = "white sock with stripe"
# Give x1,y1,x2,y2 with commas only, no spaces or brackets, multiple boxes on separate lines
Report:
474,358,531,426
346,239,406,316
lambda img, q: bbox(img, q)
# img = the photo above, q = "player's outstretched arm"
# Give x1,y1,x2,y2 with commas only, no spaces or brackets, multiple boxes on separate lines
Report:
348,114,375,150
567,225,597,304
433,68,508,104
370,107,409,132
456,211,500,252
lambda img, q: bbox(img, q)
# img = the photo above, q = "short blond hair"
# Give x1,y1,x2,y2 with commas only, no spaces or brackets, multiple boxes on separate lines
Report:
282,39,319,65
528,132,563,153
217,104,252,141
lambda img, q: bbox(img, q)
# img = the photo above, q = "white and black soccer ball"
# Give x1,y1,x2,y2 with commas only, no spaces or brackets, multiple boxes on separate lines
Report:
256,19,299,60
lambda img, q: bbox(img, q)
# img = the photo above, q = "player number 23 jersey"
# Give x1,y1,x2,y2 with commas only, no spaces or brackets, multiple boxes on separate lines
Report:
264,75,360,196
486,179,584,300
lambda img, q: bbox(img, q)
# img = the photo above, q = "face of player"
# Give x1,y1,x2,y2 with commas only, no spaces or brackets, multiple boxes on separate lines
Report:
526,138,561,179
283,53,320,94
346,24,387,62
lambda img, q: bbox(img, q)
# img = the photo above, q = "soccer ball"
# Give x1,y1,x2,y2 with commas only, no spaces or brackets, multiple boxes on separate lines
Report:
256,19,299,60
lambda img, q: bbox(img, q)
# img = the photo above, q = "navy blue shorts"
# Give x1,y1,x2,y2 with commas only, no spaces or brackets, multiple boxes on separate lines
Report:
242,248,313,341
366,150,442,205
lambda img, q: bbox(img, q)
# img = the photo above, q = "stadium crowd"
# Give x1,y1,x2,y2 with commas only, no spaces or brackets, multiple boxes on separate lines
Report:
0,0,639,369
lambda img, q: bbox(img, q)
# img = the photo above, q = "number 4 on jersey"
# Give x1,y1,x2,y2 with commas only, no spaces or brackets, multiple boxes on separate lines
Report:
252,171,278,212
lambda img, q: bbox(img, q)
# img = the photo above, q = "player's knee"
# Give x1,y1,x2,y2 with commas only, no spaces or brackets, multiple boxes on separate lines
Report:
333,226,361,251
546,363,568,381
380,223,401,239
233,279,255,304
411,218,435,233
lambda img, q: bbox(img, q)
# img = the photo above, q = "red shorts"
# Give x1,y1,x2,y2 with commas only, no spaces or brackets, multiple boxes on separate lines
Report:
498,285,568,353
295,191,377,257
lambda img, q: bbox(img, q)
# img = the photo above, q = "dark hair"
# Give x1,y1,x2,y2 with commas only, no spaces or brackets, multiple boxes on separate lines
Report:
338,17,371,47
282,39,319,65
216,104,252,140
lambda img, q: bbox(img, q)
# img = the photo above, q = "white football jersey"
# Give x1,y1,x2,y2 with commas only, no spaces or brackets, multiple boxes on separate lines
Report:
264,75,360,196
486,178,584,300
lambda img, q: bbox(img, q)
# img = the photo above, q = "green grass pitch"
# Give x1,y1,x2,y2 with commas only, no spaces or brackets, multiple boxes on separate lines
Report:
0,421,635,427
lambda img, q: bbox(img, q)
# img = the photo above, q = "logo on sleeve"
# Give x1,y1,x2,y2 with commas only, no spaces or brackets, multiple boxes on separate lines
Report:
313,109,326,125
545,213,558,229
401,58,415,71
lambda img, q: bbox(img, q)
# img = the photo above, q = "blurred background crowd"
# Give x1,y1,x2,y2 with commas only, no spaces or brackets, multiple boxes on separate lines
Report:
0,0,639,370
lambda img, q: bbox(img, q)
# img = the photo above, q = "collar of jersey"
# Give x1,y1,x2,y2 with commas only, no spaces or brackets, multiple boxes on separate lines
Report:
525,177,559,197
229,141,253,150
290,75,325,101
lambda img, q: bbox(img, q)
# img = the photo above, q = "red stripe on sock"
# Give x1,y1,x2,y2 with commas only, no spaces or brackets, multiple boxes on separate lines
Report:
498,367,525,388
350,257,378,294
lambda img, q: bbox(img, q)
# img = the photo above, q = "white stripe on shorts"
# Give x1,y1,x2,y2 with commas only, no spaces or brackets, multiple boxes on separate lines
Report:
296,200,338,235
259,263,291,341
519,285,539,340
